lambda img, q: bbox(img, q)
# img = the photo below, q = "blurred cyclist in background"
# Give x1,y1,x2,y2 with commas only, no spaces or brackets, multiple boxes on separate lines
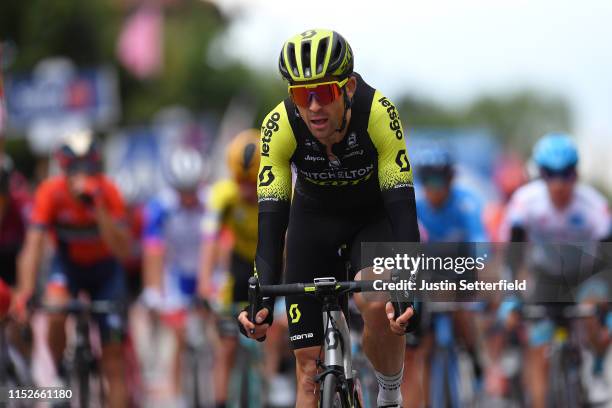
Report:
13,129,131,408
140,145,208,403
502,132,611,408
0,154,29,366
112,170,146,301
484,153,528,242
0,155,26,288
413,147,487,242
198,129,261,407
402,146,488,406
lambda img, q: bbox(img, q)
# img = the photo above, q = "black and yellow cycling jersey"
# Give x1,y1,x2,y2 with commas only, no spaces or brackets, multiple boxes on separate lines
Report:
259,73,413,212
255,73,420,292
203,179,258,261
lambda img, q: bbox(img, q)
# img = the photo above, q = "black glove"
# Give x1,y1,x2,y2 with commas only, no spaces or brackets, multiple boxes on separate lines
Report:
402,302,421,333
237,299,274,342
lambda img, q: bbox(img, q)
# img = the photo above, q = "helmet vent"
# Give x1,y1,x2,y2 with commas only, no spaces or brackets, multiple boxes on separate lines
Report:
315,38,328,75
242,143,256,171
287,43,299,77
301,41,312,77
331,36,342,66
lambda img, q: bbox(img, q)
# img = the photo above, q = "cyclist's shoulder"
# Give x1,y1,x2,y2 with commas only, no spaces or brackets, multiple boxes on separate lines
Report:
36,175,66,192
262,100,292,135
144,188,176,217
208,179,239,210
509,179,545,204
261,100,297,157
97,175,123,197
363,81,405,145
574,182,609,207
451,185,484,213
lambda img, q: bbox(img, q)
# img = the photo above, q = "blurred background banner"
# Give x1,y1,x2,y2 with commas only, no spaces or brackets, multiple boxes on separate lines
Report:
0,0,610,192
4,58,119,132
105,127,163,205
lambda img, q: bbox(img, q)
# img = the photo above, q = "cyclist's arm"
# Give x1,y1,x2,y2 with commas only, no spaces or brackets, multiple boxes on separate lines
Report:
198,238,218,297
463,194,489,242
94,181,131,260
369,91,420,242
255,103,296,286
198,182,233,296
15,180,55,298
95,207,131,260
16,227,45,298
142,200,166,291
502,189,529,278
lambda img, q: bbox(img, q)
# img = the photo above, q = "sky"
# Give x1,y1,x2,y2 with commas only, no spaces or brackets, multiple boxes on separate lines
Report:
213,0,612,143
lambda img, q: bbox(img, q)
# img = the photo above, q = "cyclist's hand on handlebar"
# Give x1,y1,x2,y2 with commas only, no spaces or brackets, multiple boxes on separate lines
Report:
9,290,31,324
237,307,270,342
386,301,414,336
140,287,163,312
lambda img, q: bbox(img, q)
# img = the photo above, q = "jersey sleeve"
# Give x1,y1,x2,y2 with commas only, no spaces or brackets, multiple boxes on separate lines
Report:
257,102,296,212
368,90,414,201
585,186,611,239
201,180,236,239
142,198,167,249
501,186,531,240
368,91,420,242
255,102,296,287
29,179,57,229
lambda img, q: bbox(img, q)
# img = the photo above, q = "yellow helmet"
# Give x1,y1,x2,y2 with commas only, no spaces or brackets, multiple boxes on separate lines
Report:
278,29,353,84
226,129,260,183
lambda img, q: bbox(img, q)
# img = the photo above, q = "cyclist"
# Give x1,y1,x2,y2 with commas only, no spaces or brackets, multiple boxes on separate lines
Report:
14,129,131,408
237,29,420,408
413,147,487,243
402,146,488,406
112,169,146,301
140,145,208,403
501,133,611,408
198,129,265,407
0,155,26,288
483,153,528,242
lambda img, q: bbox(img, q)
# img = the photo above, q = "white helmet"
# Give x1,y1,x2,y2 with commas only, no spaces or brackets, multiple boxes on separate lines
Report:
164,146,205,191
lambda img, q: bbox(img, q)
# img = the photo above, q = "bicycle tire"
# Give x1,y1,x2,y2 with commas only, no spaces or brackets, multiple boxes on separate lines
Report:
321,373,344,408
74,352,90,408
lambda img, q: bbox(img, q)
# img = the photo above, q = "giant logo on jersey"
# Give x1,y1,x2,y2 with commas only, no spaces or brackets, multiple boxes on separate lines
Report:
258,166,275,187
261,112,281,157
378,96,403,140
395,150,411,172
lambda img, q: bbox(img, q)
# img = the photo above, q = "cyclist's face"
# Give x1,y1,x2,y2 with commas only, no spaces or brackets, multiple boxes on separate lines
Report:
178,190,199,207
67,171,95,197
424,184,451,208
546,177,575,209
295,76,356,142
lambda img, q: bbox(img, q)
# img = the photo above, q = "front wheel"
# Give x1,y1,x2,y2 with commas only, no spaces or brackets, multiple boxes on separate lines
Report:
321,373,342,408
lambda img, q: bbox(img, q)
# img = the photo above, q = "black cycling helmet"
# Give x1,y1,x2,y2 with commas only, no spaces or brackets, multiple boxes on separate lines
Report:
55,129,102,175
278,29,354,84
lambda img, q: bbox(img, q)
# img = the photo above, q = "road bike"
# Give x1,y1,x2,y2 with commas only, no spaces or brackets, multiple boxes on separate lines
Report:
248,274,410,408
